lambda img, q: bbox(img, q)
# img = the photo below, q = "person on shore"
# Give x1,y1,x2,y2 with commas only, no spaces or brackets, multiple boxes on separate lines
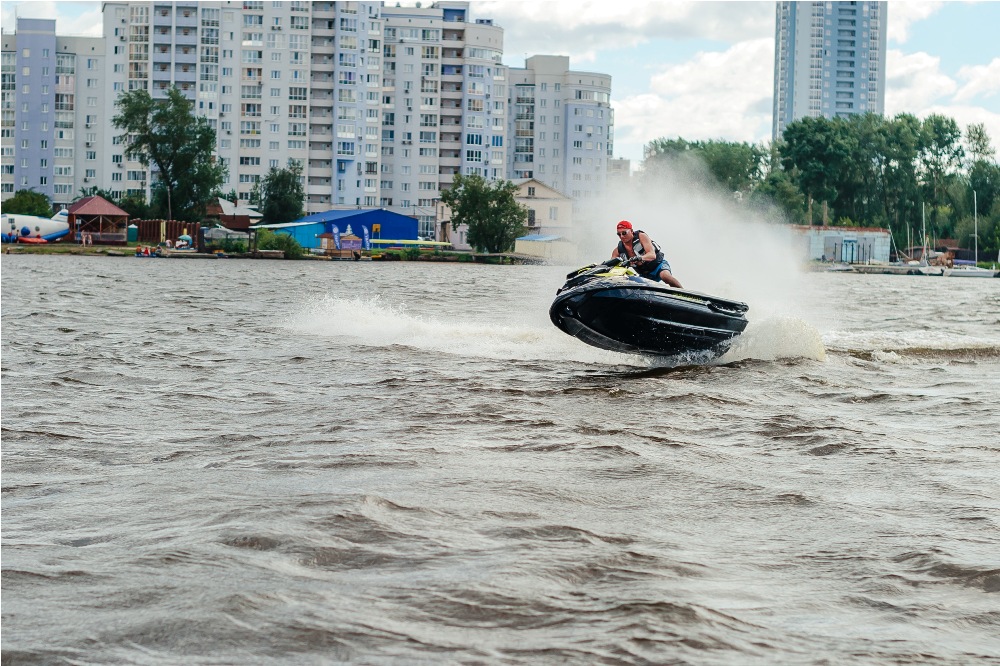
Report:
611,220,683,288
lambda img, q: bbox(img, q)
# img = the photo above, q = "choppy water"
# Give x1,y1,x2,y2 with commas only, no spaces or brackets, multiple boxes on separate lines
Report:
2,254,999,665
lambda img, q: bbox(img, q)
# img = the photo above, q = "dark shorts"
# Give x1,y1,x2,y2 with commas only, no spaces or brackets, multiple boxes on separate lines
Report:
641,259,672,281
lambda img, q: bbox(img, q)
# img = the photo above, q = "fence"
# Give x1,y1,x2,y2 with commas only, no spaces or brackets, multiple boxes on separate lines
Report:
133,219,202,244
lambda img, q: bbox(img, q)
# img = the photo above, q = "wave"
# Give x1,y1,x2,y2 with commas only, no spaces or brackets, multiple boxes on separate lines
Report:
719,316,827,363
823,330,1000,362
282,294,633,365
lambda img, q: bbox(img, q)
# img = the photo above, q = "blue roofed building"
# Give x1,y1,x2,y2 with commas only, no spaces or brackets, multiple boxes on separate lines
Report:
254,209,419,252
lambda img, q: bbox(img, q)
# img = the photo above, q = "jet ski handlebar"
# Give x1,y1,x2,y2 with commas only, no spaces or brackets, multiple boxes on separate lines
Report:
604,256,638,268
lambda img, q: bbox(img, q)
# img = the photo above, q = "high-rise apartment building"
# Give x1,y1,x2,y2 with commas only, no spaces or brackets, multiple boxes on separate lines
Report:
772,1,887,139
100,0,384,211
380,2,506,237
1,19,104,208
507,55,613,216
3,2,613,232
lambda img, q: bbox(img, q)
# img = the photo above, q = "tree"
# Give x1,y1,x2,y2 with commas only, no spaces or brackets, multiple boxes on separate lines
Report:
966,123,999,223
117,191,150,221
966,122,996,164
214,188,239,205
918,114,964,235
781,116,853,225
440,174,527,253
78,186,117,202
750,146,806,223
112,85,225,222
257,162,305,224
643,137,766,194
881,114,923,245
2,189,53,217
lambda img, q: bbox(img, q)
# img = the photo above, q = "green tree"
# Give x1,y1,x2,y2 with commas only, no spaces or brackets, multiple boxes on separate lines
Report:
78,186,117,202
440,173,527,253
214,188,239,205
3,189,53,217
839,113,886,225
918,114,964,235
643,137,766,194
781,116,853,225
881,114,923,245
257,162,305,224
112,85,225,222
750,150,806,223
966,122,995,164
969,161,1000,220
117,192,150,220
966,123,999,224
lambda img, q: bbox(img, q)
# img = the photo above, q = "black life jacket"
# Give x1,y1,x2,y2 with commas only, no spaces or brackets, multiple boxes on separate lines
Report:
617,229,664,274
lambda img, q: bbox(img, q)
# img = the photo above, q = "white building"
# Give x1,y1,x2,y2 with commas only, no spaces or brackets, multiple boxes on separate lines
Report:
506,55,613,223
380,1,506,238
790,224,890,263
3,3,616,227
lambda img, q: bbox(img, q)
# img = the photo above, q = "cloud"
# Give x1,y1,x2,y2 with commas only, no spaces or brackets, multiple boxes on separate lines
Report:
954,57,1000,103
613,38,774,154
479,1,773,65
885,49,958,112
885,50,1000,147
886,1,943,44
1,1,102,36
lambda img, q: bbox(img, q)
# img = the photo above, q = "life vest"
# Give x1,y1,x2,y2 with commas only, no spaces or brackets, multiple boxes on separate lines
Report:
617,229,664,274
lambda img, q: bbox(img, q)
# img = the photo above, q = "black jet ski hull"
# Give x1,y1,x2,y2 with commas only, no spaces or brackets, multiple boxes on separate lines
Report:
550,278,749,357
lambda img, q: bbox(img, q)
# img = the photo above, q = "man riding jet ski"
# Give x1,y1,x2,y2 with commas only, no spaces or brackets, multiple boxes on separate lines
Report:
550,221,748,358
612,220,683,289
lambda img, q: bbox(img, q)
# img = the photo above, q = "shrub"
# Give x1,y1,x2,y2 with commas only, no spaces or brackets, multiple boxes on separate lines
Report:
207,239,247,254
257,228,304,259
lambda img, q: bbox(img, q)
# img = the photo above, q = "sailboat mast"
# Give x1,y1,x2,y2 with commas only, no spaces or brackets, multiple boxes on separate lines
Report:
922,202,927,262
974,190,978,265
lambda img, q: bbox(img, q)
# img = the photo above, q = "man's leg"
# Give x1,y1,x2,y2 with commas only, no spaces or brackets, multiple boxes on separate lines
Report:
660,269,683,289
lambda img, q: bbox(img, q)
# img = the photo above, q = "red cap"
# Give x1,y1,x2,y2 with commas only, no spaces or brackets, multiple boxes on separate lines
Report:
616,220,632,231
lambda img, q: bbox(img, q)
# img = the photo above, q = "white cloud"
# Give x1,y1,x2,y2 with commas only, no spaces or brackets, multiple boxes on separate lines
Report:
885,49,958,113
954,57,1000,103
886,1,943,44
613,38,774,156
479,1,773,66
1,1,102,36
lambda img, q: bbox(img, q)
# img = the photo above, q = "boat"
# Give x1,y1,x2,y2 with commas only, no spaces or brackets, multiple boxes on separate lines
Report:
943,265,998,278
944,193,998,277
549,258,749,358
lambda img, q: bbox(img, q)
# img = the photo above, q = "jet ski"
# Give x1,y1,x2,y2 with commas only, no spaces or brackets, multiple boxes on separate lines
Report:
550,258,749,358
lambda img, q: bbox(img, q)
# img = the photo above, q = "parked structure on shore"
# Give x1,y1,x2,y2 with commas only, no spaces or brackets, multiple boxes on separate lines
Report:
789,225,891,264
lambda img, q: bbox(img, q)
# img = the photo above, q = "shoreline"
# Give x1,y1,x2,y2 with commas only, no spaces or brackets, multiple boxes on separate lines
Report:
1,243,545,265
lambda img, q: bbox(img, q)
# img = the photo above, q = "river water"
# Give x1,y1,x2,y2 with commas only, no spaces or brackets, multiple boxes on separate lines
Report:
2,253,998,665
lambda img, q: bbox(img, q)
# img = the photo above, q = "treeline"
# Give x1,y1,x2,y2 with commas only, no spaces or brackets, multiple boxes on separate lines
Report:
642,113,1000,255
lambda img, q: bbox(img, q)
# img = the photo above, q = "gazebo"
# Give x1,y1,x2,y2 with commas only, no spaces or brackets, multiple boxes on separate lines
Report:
69,196,130,245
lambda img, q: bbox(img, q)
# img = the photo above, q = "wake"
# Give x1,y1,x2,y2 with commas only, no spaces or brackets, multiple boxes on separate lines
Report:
283,294,828,367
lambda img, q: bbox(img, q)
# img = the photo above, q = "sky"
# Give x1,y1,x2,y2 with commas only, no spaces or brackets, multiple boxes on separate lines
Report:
2,0,998,165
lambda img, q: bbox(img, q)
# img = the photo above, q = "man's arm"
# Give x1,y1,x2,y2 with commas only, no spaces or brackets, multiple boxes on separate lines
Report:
637,233,656,262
